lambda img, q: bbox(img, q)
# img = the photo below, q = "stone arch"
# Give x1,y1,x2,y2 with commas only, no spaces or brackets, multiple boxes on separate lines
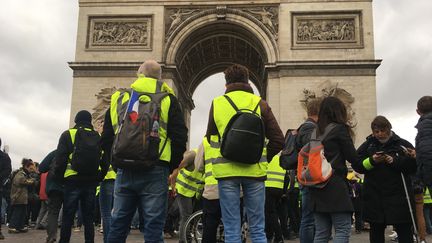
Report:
163,8,279,107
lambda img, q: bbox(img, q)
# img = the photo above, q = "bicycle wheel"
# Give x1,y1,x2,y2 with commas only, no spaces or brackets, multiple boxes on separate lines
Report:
183,210,204,243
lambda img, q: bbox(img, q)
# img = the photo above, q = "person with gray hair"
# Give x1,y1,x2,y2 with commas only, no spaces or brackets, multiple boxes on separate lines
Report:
101,60,188,243
137,59,162,80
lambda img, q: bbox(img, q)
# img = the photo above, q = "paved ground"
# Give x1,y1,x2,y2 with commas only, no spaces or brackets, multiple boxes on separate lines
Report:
3,226,430,242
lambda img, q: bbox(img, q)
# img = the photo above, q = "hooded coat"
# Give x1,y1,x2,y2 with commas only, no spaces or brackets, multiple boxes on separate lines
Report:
356,132,417,224
416,112,432,186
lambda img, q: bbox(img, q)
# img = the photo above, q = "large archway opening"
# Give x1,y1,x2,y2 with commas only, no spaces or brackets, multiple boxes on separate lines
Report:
174,22,268,98
163,12,277,145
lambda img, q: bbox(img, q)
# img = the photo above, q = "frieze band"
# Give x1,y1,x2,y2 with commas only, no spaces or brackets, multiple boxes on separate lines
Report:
87,16,152,50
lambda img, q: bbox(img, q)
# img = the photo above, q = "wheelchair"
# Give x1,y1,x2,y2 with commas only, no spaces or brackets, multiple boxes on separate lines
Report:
182,209,248,243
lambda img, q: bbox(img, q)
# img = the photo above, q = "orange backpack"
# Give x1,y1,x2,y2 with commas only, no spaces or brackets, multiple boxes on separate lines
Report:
297,123,337,188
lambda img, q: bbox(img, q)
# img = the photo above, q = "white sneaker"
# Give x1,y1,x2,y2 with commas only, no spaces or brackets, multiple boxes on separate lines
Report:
389,231,398,238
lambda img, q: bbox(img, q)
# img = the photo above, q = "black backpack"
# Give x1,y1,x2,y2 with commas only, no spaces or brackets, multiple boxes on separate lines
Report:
279,129,298,170
70,128,102,175
279,121,315,170
111,88,169,169
220,95,265,164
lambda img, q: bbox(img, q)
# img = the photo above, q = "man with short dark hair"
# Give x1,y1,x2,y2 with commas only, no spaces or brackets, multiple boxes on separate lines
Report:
0,138,12,240
205,64,284,242
416,95,432,187
296,98,320,243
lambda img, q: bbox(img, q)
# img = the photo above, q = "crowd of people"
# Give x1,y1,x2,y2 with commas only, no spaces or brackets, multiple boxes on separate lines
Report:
0,60,431,243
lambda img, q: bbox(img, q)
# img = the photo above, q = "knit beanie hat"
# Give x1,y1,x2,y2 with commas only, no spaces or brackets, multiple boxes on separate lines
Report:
74,110,92,124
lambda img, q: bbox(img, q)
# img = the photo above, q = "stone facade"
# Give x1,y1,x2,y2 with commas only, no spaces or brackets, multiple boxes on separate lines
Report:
70,0,380,146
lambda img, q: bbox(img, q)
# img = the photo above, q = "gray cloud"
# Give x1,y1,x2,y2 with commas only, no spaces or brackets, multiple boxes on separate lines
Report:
1,0,430,168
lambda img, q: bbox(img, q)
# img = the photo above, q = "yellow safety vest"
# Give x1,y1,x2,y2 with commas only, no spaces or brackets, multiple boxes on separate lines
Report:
110,76,175,163
176,168,204,197
64,128,101,178
265,155,286,189
425,187,432,204
104,165,116,180
209,91,268,179
203,137,218,186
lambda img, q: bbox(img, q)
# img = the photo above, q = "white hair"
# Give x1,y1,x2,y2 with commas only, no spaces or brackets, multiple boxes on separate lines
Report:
137,60,161,79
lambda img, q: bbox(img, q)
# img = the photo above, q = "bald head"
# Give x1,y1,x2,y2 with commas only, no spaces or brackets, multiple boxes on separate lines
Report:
137,60,161,80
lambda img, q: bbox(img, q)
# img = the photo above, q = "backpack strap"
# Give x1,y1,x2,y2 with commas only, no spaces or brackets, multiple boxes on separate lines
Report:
224,95,261,114
223,95,239,112
156,81,163,93
312,123,338,140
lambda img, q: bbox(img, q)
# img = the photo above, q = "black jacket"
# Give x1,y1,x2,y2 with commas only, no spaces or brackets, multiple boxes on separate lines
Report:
101,94,188,173
356,132,416,224
416,112,432,186
309,123,360,213
39,150,63,195
0,150,12,191
294,118,316,151
54,123,108,185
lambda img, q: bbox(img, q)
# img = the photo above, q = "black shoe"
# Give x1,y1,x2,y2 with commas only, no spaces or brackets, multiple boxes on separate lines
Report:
355,229,361,234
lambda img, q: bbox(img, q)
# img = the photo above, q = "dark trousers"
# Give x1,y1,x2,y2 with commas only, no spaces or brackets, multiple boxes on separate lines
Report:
265,188,283,241
59,184,96,243
352,197,363,231
0,190,2,231
287,188,300,233
46,191,63,242
369,222,413,243
202,198,222,243
9,204,27,230
27,198,41,224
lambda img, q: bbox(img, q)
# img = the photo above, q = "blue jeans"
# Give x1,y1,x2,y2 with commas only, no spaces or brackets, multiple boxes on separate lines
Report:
59,183,96,243
107,166,169,243
313,212,351,243
219,178,266,243
99,179,115,243
300,187,315,242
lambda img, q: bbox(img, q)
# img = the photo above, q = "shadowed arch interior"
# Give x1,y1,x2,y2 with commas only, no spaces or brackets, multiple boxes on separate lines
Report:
174,22,268,98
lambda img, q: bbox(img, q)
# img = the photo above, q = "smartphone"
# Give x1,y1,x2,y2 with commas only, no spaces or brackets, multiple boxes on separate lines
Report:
400,145,408,153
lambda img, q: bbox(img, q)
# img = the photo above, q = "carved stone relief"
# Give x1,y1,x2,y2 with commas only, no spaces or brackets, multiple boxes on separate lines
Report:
92,87,128,132
164,6,279,41
244,7,279,37
292,12,362,49
300,81,357,127
87,16,152,50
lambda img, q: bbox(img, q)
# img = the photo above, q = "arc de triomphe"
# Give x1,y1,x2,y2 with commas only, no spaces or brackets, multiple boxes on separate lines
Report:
69,0,381,145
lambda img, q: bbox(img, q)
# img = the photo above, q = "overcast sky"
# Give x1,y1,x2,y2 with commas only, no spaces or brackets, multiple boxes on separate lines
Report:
1,1,431,169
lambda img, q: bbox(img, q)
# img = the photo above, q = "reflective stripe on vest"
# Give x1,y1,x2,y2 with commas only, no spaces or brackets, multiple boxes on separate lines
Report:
425,187,432,204
64,128,98,178
210,91,267,179
110,76,173,163
104,165,116,180
265,155,286,189
203,137,218,186
176,168,204,198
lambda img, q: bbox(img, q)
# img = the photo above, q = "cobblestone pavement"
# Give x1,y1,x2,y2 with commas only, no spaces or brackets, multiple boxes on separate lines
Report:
3,226,430,242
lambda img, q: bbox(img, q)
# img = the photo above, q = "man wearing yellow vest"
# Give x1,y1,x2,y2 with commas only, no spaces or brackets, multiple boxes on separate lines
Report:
170,148,204,243
54,110,108,243
205,64,284,242
101,60,188,243
264,155,286,243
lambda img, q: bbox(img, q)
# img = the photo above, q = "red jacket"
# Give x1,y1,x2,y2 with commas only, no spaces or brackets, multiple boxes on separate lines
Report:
39,172,48,201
